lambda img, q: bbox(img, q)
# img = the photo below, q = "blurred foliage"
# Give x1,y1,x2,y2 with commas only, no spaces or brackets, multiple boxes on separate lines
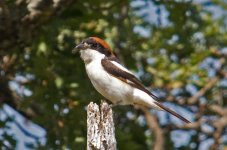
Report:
0,0,227,149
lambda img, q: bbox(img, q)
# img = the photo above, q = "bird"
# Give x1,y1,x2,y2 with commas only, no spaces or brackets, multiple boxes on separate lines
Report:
72,37,190,123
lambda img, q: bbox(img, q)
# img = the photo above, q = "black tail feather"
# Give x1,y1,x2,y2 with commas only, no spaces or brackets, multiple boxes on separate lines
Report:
154,101,191,124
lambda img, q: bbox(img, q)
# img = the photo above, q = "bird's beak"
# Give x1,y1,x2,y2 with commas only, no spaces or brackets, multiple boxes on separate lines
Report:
72,43,86,54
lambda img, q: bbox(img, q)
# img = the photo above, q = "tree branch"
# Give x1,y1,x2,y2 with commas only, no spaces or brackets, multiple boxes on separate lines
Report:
140,106,164,150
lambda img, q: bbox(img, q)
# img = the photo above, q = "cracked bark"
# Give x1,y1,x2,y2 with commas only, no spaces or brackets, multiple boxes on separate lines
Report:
87,101,116,150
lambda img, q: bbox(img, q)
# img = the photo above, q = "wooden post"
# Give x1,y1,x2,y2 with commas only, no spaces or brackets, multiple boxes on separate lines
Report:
87,101,116,150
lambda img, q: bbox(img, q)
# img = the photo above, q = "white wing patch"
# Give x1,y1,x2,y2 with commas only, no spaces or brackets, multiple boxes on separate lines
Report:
110,61,134,75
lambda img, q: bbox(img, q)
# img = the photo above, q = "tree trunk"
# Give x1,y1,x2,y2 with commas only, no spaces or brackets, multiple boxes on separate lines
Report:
87,101,116,150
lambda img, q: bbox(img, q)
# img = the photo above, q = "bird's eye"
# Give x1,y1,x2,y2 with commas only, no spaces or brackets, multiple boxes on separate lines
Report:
89,43,97,48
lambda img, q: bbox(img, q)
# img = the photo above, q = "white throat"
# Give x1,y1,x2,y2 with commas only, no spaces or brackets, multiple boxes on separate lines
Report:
80,49,105,64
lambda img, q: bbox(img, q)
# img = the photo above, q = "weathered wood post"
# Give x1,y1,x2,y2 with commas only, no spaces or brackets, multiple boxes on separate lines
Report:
87,101,116,150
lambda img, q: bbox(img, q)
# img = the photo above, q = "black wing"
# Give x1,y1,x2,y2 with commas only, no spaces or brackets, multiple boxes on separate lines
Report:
101,58,155,98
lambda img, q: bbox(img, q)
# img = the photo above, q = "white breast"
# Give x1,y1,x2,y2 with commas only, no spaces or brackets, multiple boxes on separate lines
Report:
81,50,134,105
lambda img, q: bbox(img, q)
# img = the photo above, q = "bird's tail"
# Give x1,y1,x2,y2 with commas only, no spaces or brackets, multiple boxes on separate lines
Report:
133,88,190,123
153,101,191,123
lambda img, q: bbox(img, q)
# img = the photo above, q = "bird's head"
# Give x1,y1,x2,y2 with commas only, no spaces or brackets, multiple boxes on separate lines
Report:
72,37,116,64
73,37,113,56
